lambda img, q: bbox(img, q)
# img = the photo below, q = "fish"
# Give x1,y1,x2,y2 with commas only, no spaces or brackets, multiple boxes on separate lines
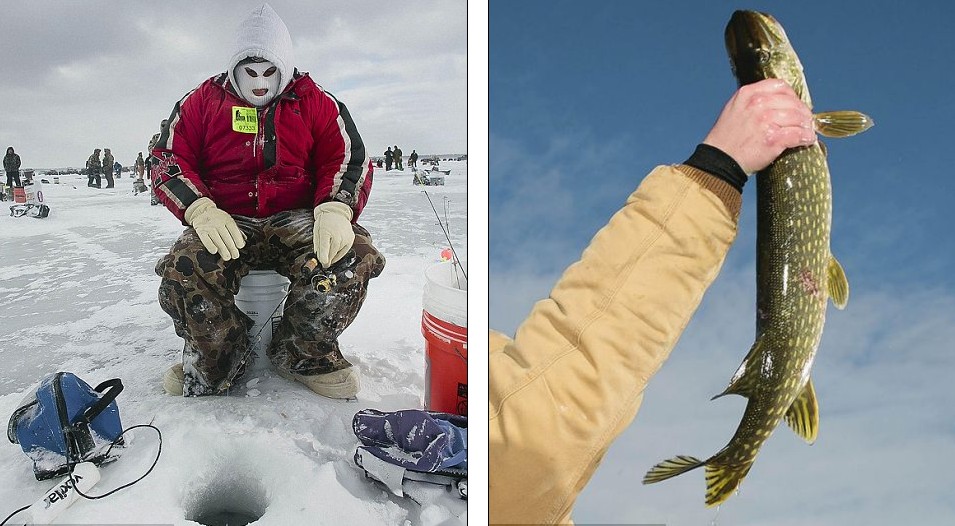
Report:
642,10,873,507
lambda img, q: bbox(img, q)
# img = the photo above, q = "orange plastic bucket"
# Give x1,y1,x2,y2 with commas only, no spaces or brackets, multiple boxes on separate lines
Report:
421,260,467,415
13,187,26,203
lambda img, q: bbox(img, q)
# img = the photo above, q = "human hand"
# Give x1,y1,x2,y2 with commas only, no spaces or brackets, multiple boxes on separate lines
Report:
313,201,355,268
702,78,816,174
184,197,246,261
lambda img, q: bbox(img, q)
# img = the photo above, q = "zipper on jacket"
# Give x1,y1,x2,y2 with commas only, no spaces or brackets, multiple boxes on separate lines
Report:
254,107,268,158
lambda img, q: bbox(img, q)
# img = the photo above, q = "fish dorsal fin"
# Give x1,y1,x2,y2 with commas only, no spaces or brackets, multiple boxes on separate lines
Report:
784,377,819,444
814,111,875,138
827,256,849,309
712,336,765,400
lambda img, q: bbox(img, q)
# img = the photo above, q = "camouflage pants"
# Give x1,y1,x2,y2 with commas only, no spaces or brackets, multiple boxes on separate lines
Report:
156,209,386,396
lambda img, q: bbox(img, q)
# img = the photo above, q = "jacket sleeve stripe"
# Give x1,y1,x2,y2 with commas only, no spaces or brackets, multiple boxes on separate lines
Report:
157,175,202,211
156,89,194,151
327,95,369,205
150,87,206,216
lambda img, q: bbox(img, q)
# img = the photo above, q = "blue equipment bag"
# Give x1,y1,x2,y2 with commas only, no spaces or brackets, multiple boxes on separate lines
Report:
6,372,124,480
352,409,467,499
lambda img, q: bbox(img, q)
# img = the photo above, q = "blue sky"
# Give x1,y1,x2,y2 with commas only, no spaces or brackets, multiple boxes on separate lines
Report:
490,1,955,524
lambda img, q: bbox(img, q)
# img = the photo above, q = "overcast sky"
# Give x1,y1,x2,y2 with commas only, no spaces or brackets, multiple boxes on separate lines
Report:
0,0,466,169
491,0,955,523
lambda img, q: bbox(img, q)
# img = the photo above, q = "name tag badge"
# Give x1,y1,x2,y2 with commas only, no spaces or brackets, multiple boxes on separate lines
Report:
232,107,258,134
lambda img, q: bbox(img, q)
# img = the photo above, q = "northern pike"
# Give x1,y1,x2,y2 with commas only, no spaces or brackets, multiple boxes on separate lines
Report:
642,10,873,507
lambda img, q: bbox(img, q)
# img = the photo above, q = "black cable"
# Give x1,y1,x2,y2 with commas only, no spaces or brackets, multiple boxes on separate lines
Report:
0,422,165,523
70,423,163,500
0,504,29,526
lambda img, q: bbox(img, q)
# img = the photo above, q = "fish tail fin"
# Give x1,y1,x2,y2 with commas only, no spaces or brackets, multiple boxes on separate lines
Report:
643,455,704,484
704,459,754,507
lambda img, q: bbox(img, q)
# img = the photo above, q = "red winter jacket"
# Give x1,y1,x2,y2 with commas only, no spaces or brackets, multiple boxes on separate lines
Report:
150,71,372,223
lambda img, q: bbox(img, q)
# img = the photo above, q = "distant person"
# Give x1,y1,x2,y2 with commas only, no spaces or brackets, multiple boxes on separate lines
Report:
102,148,115,188
3,147,22,193
384,147,394,171
393,145,403,170
409,149,418,169
376,158,383,168
114,161,122,179
151,3,383,399
146,120,169,205
135,152,146,180
86,148,102,188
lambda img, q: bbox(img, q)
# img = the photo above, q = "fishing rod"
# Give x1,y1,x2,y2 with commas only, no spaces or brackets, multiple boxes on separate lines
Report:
422,190,467,282
221,253,357,390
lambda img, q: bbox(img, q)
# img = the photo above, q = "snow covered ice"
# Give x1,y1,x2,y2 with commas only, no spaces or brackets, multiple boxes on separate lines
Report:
0,162,467,525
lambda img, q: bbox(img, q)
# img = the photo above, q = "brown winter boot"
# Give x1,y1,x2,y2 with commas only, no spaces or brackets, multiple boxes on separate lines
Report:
276,367,360,399
162,363,184,396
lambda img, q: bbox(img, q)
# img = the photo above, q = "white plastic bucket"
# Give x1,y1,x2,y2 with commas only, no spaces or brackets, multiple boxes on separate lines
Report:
423,260,467,327
421,260,467,415
234,270,290,371
24,181,43,204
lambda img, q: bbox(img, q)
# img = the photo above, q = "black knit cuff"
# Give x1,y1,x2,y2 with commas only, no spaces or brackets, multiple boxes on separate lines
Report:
683,144,748,193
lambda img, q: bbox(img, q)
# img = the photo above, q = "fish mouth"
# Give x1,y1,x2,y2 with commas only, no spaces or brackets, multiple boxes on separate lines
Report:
725,10,785,85
252,88,269,97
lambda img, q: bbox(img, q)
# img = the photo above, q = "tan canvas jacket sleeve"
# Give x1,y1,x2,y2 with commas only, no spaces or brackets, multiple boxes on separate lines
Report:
489,164,742,525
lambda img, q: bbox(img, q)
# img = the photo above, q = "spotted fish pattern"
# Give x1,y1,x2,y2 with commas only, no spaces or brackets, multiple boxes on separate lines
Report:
643,10,872,506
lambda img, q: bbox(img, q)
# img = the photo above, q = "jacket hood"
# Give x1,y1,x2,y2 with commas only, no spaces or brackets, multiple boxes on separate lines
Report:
227,3,295,98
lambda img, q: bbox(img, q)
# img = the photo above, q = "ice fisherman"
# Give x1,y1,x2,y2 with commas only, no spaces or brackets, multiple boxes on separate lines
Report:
102,148,115,188
3,146,21,192
147,119,169,205
393,145,403,170
489,79,818,524
152,3,384,398
86,148,102,188
135,152,145,180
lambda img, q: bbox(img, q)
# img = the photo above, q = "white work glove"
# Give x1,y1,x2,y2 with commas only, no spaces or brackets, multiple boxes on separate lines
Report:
313,201,355,268
184,197,246,261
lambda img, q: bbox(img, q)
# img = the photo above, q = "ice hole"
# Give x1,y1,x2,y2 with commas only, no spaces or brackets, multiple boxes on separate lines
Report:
185,468,269,526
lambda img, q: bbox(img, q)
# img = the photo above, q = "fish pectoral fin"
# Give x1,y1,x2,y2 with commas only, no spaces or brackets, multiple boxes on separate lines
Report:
827,255,849,309
704,461,753,508
784,377,820,444
712,336,765,400
643,455,704,485
814,111,875,138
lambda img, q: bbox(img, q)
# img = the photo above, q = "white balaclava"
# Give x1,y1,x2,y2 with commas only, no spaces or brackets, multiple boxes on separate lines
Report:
227,3,295,107
235,57,280,106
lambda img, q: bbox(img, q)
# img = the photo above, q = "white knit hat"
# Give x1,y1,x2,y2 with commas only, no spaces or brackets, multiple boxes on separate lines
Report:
227,3,295,98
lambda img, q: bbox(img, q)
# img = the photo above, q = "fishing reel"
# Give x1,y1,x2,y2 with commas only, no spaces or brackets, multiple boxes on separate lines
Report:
301,250,358,293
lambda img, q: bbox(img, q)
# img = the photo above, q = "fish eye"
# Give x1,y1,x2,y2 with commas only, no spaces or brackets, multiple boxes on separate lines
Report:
263,66,277,77
756,49,771,65
244,67,258,77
